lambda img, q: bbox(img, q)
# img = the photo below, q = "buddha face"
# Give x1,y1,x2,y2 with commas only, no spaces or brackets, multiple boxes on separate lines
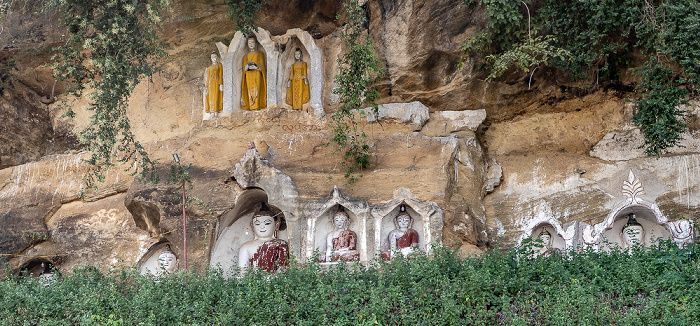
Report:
396,214,411,229
622,225,644,246
252,214,276,239
294,50,301,61
211,53,218,64
333,213,349,230
158,252,176,272
539,233,552,247
247,38,256,50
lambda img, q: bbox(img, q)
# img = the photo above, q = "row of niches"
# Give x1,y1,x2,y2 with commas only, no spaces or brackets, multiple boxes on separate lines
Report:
203,28,324,119
138,187,444,278
520,170,696,257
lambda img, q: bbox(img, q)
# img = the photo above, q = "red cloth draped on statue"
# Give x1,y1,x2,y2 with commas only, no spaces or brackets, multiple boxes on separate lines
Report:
249,239,289,272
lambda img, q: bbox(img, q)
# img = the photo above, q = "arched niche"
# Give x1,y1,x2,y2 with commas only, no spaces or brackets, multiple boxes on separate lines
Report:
17,259,57,278
370,188,444,256
210,187,288,273
138,241,178,276
216,28,277,115
304,186,370,262
517,216,577,251
273,29,324,116
581,169,695,249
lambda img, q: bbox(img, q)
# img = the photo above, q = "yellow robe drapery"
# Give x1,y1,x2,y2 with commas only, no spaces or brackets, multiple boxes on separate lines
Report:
285,61,310,110
241,51,267,110
204,63,223,113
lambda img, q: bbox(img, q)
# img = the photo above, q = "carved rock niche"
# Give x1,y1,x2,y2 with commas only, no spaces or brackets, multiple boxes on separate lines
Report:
138,242,177,276
371,188,444,257
305,186,370,263
582,169,695,250
273,29,324,115
216,28,276,116
518,218,577,251
528,223,567,251
209,188,288,273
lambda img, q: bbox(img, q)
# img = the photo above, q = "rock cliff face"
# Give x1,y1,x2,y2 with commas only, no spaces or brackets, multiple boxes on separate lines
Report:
0,0,698,273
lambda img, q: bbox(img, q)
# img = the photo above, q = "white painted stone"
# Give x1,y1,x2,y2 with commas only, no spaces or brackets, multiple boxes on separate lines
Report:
431,110,487,132
590,129,646,161
364,101,430,130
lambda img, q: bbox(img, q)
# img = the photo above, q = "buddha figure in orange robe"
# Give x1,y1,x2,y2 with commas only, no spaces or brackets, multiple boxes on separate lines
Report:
204,52,223,116
241,36,267,110
286,48,310,110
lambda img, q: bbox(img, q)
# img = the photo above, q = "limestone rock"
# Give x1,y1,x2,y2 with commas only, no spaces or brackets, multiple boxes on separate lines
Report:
421,109,486,137
364,101,430,130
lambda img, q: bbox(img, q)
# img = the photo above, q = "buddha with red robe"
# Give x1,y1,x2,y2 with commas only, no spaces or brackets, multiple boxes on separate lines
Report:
238,204,289,273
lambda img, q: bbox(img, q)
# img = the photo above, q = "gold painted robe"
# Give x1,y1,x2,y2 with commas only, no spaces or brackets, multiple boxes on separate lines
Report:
285,61,310,110
204,63,223,113
241,51,267,110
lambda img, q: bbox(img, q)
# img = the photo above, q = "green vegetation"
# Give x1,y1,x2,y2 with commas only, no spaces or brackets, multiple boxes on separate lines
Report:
2,243,700,325
462,0,700,156
225,0,270,35
46,0,171,189
331,0,385,184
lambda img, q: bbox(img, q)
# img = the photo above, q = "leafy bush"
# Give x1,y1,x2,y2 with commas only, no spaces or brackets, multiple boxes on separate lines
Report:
2,243,700,325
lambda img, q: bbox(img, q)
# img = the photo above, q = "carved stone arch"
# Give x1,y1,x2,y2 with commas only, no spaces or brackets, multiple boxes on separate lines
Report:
16,258,58,278
304,186,370,262
216,28,278,115
370,188,444,256
209,145,301,273
581,169,693,249
517,218,576,251
273,28,324,116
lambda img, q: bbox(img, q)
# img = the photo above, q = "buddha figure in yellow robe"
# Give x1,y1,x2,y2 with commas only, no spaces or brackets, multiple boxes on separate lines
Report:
286,48,310,110
204,52,223,116
241,36,267,110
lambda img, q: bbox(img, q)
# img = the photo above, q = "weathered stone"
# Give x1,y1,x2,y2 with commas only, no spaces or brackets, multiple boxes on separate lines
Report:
364,101,430,130
421,109,486,137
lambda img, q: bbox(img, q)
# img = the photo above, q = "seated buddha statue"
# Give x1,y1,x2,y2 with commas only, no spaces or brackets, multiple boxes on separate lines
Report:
321,208,359,262
238,203,289,272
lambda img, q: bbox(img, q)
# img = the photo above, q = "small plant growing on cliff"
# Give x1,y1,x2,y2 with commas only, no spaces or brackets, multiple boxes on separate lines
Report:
331,0,385,184
47,0,171,190
225,0,269,35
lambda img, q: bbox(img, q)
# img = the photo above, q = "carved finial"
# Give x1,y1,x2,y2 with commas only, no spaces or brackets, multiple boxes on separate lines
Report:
621,169,644,203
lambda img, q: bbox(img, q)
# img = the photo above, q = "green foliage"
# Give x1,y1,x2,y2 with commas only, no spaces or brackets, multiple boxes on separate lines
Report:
331,0,385,184
463,0,700,156
225,0,269,35
633,60,688,156
2,244,700,324
47,0,171,190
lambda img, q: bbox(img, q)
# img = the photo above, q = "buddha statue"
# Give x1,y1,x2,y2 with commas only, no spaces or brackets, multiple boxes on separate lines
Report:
285,48,310,110
240,36,267,110
620,214,645,251
321,208,360,262
38,262,55,287
536,229,554,257
203,51,223,116
238,203,289,272
382,204,420,260
156,244,177,276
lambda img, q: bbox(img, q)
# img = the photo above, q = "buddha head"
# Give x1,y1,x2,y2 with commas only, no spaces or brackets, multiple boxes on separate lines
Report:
157,244,177,273
294,48,302,61
247,36,257,51
251,203,279,240
538,229,552,248
333,209,350,230
210,51,218,64
621,214,645,248
395,204,412,230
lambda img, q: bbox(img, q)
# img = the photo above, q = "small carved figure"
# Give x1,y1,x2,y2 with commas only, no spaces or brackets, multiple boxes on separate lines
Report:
156,244,178,276
238,203,289,272
321,208,360,262
621,214,645,251
204,52,223,116
38,262,55,287
286,48,310,110
536,229,554,257
382,204,420,260
241,36,267,110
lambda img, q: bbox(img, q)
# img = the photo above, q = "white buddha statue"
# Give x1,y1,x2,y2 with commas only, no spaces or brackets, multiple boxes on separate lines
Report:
382,204,421,260
321,208,359,262
156,244,177,276
238,203,289,272
620,214,645,252
536,229,554,257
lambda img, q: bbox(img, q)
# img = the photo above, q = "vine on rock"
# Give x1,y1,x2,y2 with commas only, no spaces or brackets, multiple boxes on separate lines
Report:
331,0,385,184
462,0,699,156
225,0,270,35
47,0,171,190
